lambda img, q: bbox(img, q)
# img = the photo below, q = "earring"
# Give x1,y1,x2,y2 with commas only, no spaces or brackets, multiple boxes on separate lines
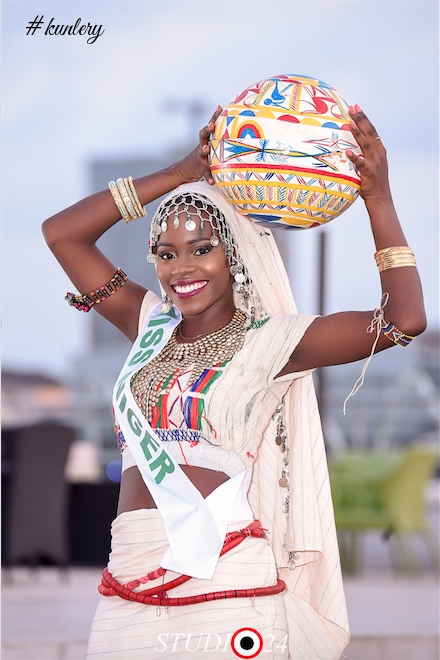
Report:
160,294,173,314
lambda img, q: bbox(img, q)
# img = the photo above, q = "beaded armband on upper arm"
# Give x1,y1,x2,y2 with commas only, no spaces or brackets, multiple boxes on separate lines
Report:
65,268,127,312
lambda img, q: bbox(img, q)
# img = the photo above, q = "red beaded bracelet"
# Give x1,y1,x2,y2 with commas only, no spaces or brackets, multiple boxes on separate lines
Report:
65,268,128,312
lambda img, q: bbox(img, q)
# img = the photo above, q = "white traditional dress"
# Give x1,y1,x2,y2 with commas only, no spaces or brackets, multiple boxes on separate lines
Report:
86,181,350,660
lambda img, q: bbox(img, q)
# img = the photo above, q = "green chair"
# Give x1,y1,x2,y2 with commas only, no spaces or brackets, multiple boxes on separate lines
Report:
329,445,439,574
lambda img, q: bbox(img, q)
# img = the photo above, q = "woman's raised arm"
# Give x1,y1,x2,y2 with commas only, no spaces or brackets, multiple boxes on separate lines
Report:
280,105,427,375
42,107,222,341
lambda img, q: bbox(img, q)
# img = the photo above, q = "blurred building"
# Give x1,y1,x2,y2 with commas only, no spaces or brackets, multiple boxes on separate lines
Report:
1,370,73,428
1,371,101,483
319,330,440,453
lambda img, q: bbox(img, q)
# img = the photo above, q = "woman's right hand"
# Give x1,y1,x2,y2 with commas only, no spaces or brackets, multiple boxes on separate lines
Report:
173,106,222,185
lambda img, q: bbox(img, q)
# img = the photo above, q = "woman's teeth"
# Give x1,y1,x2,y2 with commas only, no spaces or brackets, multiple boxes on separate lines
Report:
173,281,207,294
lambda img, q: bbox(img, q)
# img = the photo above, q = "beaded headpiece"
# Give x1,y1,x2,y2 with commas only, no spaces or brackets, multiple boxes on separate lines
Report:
147,191,267,320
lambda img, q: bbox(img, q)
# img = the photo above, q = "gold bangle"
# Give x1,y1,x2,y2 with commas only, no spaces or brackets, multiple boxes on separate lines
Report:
108,177,146,223
124,178,141,217
108,181,131,222
376,255,417,265
377,259,416,269
126,177,146,218
116,178,139,221
374,246,416,272
375,246,414,259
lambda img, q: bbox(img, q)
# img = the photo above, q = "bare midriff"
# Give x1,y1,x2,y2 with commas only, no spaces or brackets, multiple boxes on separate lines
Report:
117,465,230,515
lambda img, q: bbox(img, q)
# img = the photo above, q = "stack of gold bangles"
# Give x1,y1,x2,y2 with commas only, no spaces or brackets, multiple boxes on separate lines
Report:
108,177,146,223
374,246,416,272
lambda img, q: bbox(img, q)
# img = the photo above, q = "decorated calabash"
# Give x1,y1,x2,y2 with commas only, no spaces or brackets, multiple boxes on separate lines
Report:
210,74,361,229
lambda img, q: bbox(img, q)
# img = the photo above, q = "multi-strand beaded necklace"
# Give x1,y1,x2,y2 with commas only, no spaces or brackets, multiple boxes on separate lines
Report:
131,310,247,422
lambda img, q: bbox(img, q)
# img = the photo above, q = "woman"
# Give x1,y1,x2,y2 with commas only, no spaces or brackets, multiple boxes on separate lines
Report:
43,105,426,659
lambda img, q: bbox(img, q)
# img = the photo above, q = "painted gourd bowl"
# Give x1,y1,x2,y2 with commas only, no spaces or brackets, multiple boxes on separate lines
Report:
210,74,361,229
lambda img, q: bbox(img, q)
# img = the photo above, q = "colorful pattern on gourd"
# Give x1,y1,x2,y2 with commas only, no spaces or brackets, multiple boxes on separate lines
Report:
209,74,361,229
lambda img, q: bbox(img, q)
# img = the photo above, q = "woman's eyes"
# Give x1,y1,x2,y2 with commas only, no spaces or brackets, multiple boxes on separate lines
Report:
194,245,212,256
157,251,174,261
157,245,212,260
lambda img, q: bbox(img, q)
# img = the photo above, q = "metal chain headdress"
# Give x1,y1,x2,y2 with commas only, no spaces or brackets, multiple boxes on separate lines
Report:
147,192,267,321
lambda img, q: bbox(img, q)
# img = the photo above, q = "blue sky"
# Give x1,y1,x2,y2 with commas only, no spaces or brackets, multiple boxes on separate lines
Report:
2,0,439,376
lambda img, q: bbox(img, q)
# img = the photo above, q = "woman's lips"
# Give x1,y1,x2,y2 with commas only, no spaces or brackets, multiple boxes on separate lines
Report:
171,280,208,298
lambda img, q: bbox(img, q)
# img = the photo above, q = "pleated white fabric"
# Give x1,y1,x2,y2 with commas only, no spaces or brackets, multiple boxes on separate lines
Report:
87,510,289,660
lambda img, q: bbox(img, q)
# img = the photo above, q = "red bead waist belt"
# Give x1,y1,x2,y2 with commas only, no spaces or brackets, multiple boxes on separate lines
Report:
99,520,286,606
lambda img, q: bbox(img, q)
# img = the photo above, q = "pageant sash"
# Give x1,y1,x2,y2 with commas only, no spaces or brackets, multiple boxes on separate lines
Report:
161,467,253,575
113,302,242,579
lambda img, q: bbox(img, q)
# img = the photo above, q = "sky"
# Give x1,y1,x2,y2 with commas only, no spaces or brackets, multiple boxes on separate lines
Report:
2,0,439,377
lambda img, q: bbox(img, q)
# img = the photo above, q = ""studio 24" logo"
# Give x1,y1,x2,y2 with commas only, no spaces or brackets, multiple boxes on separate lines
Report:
155,629,289,657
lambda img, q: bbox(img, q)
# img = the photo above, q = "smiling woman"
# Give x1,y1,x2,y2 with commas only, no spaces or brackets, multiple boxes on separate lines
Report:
42,103,425,660
155,217,235,329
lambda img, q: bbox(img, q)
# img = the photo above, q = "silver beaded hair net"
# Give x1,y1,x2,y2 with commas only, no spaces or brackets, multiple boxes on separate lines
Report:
147,190,267,321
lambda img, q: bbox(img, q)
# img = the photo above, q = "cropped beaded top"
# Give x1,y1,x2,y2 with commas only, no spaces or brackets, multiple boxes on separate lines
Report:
118,359,248,476
115,290,317,478
115,317,264,477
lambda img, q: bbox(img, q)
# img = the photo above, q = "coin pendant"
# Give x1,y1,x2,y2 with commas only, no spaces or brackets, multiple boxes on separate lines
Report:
185,219,196,231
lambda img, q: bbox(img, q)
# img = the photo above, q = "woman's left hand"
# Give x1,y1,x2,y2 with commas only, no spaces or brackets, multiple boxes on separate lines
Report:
173,105,223,185
346,105,391,203
280,104,426,379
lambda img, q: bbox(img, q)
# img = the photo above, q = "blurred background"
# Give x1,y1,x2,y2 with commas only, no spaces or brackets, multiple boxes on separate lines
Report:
2,1,439,659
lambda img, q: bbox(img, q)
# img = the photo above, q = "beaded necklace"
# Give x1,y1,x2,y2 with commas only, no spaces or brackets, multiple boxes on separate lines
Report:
131,310,247,422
